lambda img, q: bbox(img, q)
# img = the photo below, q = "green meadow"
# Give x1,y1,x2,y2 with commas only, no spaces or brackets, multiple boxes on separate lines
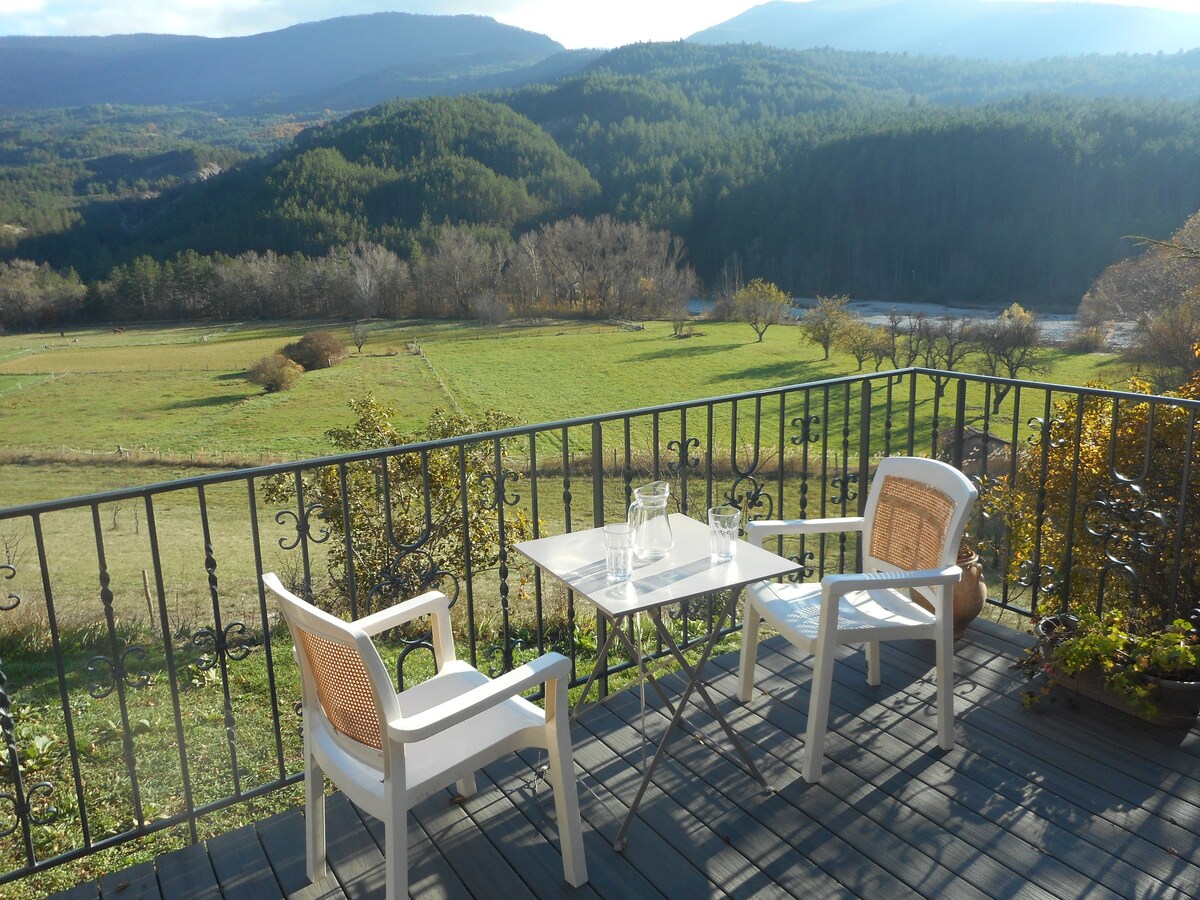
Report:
0,317,1130,508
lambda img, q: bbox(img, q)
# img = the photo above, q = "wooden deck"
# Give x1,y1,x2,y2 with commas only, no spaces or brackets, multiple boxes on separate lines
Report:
51,619,1200,899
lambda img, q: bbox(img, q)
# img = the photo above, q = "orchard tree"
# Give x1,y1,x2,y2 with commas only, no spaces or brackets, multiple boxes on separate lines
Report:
837,319,890,371
799,294,851,359
969,302,1044,411
732,278,790,342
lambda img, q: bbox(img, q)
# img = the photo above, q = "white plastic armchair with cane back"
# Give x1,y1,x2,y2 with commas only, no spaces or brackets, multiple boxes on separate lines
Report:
736,456,978,783
263,573,587,899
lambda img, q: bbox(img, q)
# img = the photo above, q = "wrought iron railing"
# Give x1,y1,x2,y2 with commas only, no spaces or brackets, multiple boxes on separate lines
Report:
1,367,1197,885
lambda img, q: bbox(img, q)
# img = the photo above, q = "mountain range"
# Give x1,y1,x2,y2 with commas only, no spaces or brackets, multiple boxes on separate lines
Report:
691,0,1200,60
7,3,1200,113
0,13,586,112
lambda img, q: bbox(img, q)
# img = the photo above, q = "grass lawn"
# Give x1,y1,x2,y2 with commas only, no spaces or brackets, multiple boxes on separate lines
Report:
0,316,1133,507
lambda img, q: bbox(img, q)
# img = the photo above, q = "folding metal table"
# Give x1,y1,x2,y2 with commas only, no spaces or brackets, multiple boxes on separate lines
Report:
514,513,801,850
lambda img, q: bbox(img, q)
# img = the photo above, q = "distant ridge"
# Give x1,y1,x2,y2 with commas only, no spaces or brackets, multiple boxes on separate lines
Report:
0,13,569,111
690,0,1200,59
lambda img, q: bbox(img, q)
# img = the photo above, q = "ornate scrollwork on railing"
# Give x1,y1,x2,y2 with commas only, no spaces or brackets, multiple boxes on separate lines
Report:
483,638,529,678
725,473,773,522
830,473,858,506
1015,559,1060,609
0,657,56,841
85,646,150,699
1027,415,1067,449
1084,482,1166,568
0,780,57,840
790,414,821,446
191,622,252,671
0,565,18,612
479,468,522,512
785,550,816,583
369,541,459,611
275,502,330,551
666,437,701,476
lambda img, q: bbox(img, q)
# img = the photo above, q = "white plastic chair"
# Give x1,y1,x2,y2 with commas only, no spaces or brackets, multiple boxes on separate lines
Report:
736,456,978,782
263,573,587,899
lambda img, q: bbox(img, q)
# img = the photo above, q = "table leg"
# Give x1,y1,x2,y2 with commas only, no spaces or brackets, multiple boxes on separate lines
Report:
569,620,621,725
649,592,771,790
611,590,770,852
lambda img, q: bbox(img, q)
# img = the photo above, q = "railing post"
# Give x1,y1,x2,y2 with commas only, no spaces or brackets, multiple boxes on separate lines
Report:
857,381,872,570
591,421,609,699
952,378,967,469
592,422,605,528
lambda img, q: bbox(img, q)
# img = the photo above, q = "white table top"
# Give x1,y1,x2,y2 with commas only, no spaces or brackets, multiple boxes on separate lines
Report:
514,513,802,618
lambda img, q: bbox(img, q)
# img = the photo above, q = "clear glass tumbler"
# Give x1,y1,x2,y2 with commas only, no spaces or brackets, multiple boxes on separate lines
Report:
708,505,741,562
603,522,635,581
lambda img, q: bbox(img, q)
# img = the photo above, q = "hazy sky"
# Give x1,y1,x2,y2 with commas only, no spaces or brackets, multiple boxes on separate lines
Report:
0,1,1196,49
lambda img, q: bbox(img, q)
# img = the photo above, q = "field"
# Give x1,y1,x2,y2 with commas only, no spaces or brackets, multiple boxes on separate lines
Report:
0,316,1129,509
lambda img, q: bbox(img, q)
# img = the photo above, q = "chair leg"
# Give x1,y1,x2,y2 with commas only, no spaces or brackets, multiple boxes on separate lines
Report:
802,647,838,783
935,627,955,751
737,598,762,702
865,641,881,687
385,761,409,900
455,774,478,799
304,753,328,884
546,681,588,887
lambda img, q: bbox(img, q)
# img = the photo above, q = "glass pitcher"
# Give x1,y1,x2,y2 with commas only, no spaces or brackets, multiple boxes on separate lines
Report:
628,480,673,561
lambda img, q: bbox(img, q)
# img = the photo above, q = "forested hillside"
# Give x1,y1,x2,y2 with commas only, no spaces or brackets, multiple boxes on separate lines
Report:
7,41,1200,310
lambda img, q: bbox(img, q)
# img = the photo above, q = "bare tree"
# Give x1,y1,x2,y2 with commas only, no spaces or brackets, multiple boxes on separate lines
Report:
886,308,922,368
350,322,369,353
916,315,974,398
414,227,495,317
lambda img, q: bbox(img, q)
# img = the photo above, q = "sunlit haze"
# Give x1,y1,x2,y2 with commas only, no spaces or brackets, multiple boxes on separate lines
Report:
0,1,1197,49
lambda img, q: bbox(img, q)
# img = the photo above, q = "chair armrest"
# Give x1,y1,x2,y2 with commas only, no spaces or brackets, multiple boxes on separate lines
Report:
746,517,865,547
355,590,451,636
823,565,962,598
387,652,571,744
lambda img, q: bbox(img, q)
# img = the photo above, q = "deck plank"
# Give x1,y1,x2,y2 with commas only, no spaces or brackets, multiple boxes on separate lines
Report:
152,841,220,900
98,859,159,900
207,822,284,900
42,618,1200,900
255,806,349,900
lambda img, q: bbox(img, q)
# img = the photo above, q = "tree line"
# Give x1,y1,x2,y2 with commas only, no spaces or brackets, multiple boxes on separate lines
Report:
0,215,695,331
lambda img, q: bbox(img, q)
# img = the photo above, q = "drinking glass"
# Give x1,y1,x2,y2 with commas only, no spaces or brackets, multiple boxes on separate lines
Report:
604,522,635,581
708,505,741,562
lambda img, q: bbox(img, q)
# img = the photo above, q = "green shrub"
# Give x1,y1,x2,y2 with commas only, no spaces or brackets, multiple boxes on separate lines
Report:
246,353,302,392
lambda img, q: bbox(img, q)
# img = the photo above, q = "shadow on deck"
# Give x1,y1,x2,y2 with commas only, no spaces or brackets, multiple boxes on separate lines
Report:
51,619,1200,899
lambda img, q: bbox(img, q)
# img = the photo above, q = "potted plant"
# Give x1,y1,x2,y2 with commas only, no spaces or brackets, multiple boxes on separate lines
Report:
1017,607,1200,726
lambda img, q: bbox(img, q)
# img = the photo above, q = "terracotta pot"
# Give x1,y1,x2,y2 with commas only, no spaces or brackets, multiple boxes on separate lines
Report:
911,547,988,640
